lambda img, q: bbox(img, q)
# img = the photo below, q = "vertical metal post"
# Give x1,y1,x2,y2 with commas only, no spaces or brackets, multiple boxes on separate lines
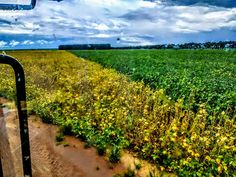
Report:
0,157,3,177
0,106,3,177
0,54,32,177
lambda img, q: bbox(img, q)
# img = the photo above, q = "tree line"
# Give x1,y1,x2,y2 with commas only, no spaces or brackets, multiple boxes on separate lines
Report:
58,41,235,50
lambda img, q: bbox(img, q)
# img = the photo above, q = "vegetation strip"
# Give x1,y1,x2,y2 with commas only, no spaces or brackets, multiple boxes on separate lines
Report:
72,49,236,117
0,50,235,176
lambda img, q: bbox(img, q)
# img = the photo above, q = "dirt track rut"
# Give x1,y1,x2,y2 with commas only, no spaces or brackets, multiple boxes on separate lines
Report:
0,99,125,177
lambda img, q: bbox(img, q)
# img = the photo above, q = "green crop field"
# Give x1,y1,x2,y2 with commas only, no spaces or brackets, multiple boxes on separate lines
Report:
0,50,235,176
72,49,236,118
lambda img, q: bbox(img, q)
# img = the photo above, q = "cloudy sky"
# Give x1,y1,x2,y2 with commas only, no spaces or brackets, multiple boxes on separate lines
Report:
0,0,235,49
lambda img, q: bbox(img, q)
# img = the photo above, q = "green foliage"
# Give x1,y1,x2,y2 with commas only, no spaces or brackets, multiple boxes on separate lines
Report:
62,142,70,147
113,167,136,177
0,50,235,176
72,49,236,117
135,162,141,170
55,133,64,142
123,167,136,177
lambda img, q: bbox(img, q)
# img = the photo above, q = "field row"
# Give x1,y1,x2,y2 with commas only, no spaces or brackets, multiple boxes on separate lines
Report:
72,49,236,117
0,50,235,176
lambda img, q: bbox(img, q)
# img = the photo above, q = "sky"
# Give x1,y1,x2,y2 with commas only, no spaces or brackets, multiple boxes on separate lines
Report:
0,0,235,49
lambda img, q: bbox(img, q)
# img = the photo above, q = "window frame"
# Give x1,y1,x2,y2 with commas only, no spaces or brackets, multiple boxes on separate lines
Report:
0,0,36,10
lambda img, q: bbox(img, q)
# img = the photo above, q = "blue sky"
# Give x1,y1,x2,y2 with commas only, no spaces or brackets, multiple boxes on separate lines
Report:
0,0,235,49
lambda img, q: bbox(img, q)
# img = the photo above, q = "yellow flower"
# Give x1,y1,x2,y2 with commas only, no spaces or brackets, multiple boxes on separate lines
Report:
205,156,211,161
223,165,228,171
160,166,165,171
144,136,149,141
183,160,188,165
187,157,192,162
217,166,222,173
216,159,221,165
194,153,200,158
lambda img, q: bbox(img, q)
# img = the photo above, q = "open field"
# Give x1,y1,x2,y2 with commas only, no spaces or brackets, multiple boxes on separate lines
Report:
0,50,235,176
72,49,236,117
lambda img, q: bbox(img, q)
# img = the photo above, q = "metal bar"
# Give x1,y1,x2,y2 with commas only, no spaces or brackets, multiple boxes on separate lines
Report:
0,0,36,10
0,106,3,177
0,54,32,177
0,156,3,177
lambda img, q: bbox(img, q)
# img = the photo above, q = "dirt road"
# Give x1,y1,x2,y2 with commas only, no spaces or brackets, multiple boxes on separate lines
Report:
0,99,125,177
0,98,166,177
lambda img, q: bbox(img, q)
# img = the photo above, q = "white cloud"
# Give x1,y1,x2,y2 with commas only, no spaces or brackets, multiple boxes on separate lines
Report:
90,33,113,38
120,36,155,46
173,6,236,33
94,24,110,31
0,41,7,47
0,0,157,37
9,40,20,47
36,40,52,45
22,40,35,45
0,0,235,46
120,5,236,40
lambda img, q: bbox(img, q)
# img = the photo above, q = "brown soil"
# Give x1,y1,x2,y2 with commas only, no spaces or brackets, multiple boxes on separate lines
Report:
29,116,125,177
0,98,126,177
0,114,126,177
0,98,173,177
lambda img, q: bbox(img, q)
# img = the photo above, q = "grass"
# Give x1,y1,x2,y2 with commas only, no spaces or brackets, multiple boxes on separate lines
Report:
0,50,235,176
